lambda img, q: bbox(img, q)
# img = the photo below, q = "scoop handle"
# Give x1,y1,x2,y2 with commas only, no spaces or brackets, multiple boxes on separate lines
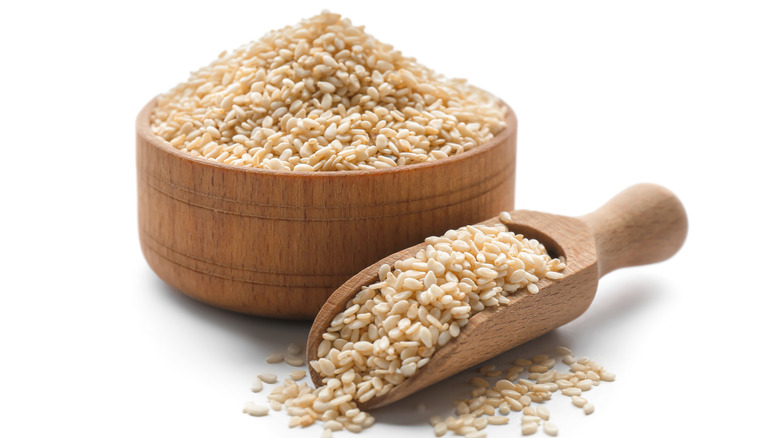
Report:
580,183,687,277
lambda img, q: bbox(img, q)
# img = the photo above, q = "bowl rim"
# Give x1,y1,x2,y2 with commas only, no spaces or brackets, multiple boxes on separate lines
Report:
137,97,517,179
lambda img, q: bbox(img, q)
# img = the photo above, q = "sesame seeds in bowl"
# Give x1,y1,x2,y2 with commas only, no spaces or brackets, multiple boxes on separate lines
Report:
150,11,507,173
136,11,517,318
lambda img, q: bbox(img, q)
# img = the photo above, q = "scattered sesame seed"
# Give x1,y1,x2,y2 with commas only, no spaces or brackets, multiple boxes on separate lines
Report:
250,378,263,393
522,422,538,436
289,370,306,381
266,353,284,364
572,396,587,408
257,372,277,384
243,402,269,417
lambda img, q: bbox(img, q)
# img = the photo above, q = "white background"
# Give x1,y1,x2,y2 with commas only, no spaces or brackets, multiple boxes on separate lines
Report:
1,1,778,437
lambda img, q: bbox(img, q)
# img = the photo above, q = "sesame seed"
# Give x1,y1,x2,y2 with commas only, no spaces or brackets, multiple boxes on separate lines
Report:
562,387,582,397
289,370,307,381
266,353,284,364
576,379,593,391
583,403,595,415
521,422,538,436
250,378,263,393
257,372,277,384
242,402,269,417
487,415,509,425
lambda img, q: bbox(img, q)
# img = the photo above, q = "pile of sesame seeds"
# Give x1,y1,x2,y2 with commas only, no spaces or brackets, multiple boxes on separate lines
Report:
242,219,614,436
309,222,565,404
245,344,615,437
428,346,615,437
245,342,374,434
150,11,506,171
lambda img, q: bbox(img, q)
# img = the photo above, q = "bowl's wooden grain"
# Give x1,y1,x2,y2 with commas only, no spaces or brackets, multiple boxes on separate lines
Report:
136,99,518,318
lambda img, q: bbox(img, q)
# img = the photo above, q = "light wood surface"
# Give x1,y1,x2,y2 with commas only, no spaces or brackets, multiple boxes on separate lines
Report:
307,183,687,408
136,99,518,318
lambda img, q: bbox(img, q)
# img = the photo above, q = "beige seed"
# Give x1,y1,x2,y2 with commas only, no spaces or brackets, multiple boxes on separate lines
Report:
556,380,574,389
317,81,336,93
501,389,522,399
242,402,269,417
521,415,541,424
470,377,490,388
600,371,616,382
571,363,589,372
354,341,373,354
285,355,306,367
258,372,277,384
289,370,307,381
420,327,433,348
576,379,593,391
345,424,363,433
572,396,587,408
506,397,524,411
459,426,477,435
487,415,509,425
586,371,601,381
521,422,538,436
318,359,336,376
287,343,303,355
537,406,550,420
583,402,595,415
543,421,559,436
316,340,331,358
250,378,263,393
323,420,343,431
266,353,284,364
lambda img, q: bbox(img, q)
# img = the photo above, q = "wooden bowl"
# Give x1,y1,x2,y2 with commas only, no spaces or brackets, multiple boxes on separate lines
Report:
136,99,517,318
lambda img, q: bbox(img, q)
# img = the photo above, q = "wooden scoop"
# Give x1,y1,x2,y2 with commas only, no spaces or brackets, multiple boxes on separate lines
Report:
307,183,687,409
